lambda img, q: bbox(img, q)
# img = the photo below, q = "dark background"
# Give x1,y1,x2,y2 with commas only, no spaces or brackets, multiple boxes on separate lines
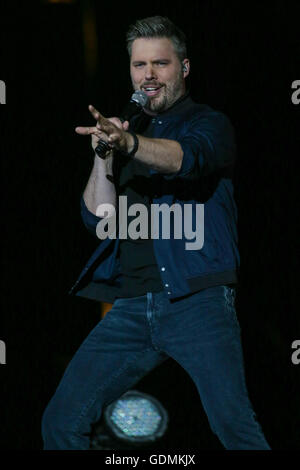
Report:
1,0,299,450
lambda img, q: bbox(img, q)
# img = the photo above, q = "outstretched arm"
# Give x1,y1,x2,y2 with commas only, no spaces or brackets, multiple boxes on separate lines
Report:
76,105,184,174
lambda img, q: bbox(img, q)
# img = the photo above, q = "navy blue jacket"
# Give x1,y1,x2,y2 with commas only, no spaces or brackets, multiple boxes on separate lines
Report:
69,95,240,303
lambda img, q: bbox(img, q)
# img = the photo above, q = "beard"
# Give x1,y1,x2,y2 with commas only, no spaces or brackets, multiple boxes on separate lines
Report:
148,76,184,112
133,71,185,113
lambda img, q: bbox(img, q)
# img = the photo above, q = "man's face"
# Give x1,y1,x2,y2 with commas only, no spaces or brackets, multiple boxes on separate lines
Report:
130,37,189,113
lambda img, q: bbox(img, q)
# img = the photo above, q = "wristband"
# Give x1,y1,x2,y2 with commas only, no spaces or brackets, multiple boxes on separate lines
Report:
121,130,139,158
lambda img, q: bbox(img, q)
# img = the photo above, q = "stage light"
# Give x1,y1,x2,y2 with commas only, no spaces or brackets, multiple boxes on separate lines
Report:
90,390,169,450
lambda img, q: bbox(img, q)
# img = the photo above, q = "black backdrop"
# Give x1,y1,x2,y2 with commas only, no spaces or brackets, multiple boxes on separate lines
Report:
1,0,299,451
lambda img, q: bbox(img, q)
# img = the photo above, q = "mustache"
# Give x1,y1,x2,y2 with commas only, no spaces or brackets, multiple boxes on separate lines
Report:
141,82,164,88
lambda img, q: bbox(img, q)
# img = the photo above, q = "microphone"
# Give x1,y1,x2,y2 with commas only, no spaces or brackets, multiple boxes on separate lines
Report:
95,90,149,159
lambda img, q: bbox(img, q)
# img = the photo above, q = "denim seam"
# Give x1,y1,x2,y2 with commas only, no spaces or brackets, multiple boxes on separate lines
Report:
69,347,153,447
224,286,240,329
146,293,156,350
147,293,163,352
222,288,265,442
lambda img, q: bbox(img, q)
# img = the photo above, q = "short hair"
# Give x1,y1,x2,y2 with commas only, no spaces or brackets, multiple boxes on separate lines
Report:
126,16,187,61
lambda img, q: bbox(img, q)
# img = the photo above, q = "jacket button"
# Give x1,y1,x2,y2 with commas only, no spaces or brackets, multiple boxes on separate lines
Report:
165,284,169,287
161,267,166,272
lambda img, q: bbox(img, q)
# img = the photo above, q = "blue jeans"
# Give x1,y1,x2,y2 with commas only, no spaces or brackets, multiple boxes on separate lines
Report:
41,285,271,450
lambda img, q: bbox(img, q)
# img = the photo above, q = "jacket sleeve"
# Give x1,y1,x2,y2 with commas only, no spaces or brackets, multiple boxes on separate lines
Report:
80,195,102,236
164,111,236,180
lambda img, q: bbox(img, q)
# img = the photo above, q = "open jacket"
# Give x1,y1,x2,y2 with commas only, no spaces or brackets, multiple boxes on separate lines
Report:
69,95,240,303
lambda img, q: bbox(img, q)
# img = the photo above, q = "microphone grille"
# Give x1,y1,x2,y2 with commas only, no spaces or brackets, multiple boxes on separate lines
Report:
131,90,149,107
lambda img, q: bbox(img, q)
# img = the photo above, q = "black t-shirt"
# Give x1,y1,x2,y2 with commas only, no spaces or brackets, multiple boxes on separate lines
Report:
117,92,192,298
117,115,164,298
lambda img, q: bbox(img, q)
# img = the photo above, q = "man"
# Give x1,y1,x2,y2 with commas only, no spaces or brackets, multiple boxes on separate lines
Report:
41,16,271,450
